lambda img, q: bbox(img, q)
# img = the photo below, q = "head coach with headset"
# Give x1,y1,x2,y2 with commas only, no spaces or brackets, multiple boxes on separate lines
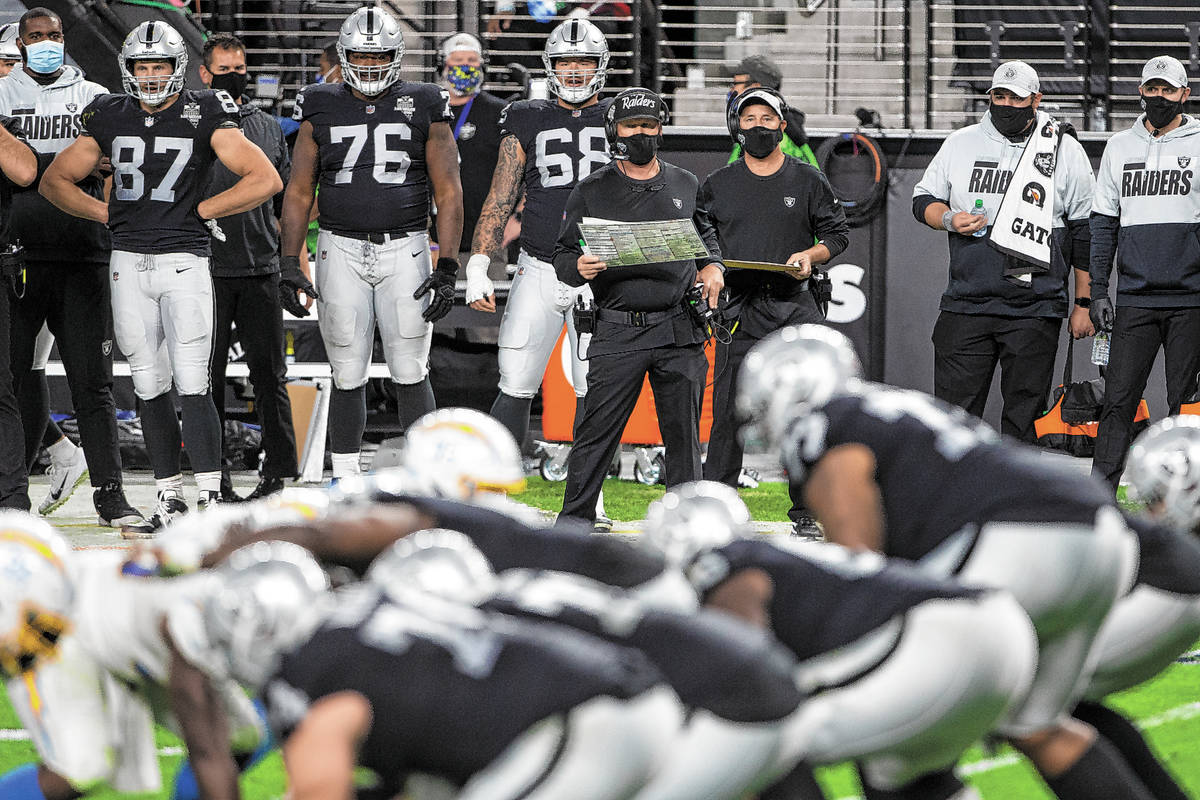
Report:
697,86,848,538
553,87,725,527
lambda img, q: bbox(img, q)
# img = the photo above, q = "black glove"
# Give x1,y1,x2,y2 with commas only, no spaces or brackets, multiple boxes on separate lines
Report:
279,255,319,318
1089,295,1114,332
414,257,459,322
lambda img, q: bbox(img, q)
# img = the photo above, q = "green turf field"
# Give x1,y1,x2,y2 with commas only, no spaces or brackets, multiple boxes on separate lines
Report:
1,480,1188,798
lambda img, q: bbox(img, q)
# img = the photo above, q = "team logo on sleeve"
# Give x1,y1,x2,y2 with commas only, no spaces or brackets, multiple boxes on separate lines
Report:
1021,181,1046,208
784,196,796,207
672,198,682,209
1180,156,1192,169
394,96,415,118
181,101,202,128
1033,152,1055,178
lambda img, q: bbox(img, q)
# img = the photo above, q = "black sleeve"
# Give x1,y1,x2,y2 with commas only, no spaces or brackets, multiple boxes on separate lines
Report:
0,115,37,192
912,193,946,226
1065,217,1090,272
272,121,290,220
1089,212,1120,294
553,183,589,286
693,185,724,271
812,172,850,259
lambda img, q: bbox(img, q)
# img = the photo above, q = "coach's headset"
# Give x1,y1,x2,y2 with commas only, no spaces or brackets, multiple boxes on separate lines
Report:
726,86,789,142
604,87,670,156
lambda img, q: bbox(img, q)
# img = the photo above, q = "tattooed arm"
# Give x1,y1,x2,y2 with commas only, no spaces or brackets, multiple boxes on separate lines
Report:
471,133,526,256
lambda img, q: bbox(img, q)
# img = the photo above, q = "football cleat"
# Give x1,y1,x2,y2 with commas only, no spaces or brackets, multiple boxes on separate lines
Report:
121,488,188,539
94,482,145,529
39,447,89,516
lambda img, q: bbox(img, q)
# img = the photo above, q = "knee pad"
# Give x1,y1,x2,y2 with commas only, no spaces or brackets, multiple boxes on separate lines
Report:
388,356,428,385
130,361,173,400
319,302,360,349
170,297,210,345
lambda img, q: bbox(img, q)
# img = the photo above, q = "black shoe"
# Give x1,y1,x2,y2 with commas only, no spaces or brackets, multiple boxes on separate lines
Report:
790,511,824,541
592,513,614,533
243,476,285,502
121,489,188,539
94,482,146,529
220,471,242,503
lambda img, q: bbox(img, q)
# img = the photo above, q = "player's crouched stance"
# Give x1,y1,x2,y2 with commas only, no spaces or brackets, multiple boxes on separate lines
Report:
40,22,281,534
642,483,1037,800
203,539,682,800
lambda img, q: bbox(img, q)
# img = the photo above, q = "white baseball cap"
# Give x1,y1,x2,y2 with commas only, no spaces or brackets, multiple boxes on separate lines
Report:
988,61,1040,98
1141,56,1188,89
441,32,482,60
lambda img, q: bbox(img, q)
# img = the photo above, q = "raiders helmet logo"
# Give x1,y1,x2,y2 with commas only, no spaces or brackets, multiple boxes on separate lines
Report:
394,96,415,118
1180,156,1192,168
1040,120,1055,138
101,339,112,356
66,103,77,113
181,102,202,128
673,198,682,209
784,196,796,208
1004,66,1017,79
1033,152,1056,178
1022,181,1046,209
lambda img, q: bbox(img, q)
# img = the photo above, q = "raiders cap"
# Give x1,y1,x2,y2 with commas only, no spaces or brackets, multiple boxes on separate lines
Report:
1141,55,1188,88
607,87,669,125
988,61,1040,98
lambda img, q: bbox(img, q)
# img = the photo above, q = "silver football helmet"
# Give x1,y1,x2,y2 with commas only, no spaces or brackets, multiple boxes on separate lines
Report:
368,528,497,606
643,481,753,566
201,541,330,689
1126,415,1200,533
0,511,73,677
119,21,188,106
737,324,863,450
542,18,609,105
0,23,21,63
336,6,404,96
402,408,527,500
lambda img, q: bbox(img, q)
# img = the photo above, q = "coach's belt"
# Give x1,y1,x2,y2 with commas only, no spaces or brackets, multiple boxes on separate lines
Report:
594,307,683,328
330,229,416,245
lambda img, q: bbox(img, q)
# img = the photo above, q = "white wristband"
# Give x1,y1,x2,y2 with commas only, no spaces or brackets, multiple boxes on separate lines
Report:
941,210,956,232
466,253,491,279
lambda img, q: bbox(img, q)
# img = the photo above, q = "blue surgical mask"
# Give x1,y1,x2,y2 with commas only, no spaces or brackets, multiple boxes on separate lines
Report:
314,66,336,84
23,40,63,74
446,63,483,97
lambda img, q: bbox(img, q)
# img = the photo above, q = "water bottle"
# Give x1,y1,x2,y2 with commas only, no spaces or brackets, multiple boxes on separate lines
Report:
1091,331,1110,366
971,198,988,238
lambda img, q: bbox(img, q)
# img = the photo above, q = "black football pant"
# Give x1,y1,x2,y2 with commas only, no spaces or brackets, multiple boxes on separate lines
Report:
1092,305,1200,490
560,344,706,523
703,330,807,522
9,260,123,488
932,311,1061,444
0,286,29,509
211,273,298,480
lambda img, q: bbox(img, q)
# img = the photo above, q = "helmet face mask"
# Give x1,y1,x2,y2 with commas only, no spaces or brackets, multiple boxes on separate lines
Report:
1126,416,1200,533
337,7,404,96
542,18,609,105
119,22,187,106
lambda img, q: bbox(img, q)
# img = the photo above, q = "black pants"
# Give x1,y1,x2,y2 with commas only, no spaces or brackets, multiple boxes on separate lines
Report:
211,273,298,480
702,330,807,522
9,260,122,487
1092,305,1200,489
560,344,706,523
932,310,1061,443
0,286,29,509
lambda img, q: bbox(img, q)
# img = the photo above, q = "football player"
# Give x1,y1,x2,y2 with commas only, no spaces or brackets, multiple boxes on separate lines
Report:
279,7,464,479
202,538,681,800
0,511,270,800
643,481,1038,800
370,528,808,800
464,19,611,512
738,326,1158,800
40,21,282,533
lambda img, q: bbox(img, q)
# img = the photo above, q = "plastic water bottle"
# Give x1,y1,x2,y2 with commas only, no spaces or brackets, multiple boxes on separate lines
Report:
971,198,988,237
1091,332,1110,366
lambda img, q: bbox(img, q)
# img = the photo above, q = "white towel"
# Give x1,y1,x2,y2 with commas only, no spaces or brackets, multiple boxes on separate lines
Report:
988,111,1062,285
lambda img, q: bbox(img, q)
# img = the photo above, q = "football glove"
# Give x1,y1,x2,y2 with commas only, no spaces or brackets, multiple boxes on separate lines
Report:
415,257,459,322
279,255,319,318
204,218,227,243
1089,296,1114,332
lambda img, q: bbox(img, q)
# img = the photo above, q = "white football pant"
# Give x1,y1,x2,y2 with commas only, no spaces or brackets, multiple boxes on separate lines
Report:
33,323,54,371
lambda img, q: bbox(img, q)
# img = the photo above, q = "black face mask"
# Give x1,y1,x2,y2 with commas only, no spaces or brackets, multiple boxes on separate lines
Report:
210,71,249,100
616,133,659,166
1142,95,1184,130
738,125,783,159
989,102,1036,138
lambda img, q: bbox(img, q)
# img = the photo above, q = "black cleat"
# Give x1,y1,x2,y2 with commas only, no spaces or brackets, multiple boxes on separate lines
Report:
94,482,145,529
243,476,285,502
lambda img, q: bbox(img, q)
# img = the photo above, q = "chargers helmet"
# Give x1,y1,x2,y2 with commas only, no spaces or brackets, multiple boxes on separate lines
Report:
0,24,21,62
643,481,753,566
368,528,497,606
737,324,862,450
1126,415,1200,533
542,18,609,104
337,7,404,96
402,408,526,500
0,511,72,677
119,21,188,106
201,541,330,689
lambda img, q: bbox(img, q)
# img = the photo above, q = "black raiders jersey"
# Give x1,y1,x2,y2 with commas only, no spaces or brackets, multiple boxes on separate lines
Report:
784,386,1114,562
81,89,240,256
263,585,661,787
294,81,453,236
485,569,803,723
686,538,981,663
1121,511,1200,596
499,98,610,261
